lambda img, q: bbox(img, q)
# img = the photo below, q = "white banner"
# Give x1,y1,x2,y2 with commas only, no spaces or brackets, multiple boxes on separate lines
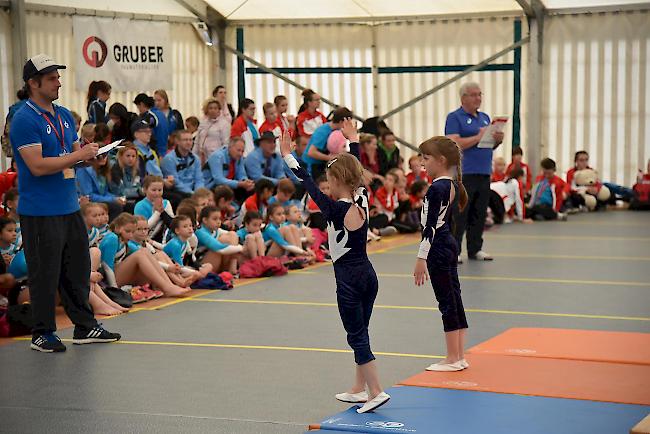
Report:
73,16,172,91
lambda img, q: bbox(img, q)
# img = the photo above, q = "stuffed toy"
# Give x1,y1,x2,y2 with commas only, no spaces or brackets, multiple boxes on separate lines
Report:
573,168,610,210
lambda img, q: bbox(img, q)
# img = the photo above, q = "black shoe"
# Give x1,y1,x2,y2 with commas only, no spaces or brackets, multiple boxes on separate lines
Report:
72,324,121,345
31,333,66,353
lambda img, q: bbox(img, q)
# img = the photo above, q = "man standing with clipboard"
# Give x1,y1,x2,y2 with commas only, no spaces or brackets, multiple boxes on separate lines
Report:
10,54,121,353
445,82,505,263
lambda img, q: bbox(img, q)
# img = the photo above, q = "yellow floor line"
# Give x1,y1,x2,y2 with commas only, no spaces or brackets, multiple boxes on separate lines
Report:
384,251,650,261
484,234,650,241
12,337,443,359
375,273,650,287
188,298,650,322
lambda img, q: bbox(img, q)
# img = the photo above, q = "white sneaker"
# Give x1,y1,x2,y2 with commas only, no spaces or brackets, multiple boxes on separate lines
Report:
335,391,368,403
470,250,493,261
557,212,568,221
457,255,463,264
356,392,391,413
460,359,469,369
425,361,465,372
367,230,381,242
379,226,398,236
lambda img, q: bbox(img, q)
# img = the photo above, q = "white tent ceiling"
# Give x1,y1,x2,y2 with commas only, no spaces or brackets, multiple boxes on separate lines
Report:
22,0,650,20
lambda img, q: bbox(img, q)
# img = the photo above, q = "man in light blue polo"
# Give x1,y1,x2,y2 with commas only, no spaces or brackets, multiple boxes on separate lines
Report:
10,54,121,352
161,129,204,195
203,137,255,201
445,82,504,262
244,130,285,185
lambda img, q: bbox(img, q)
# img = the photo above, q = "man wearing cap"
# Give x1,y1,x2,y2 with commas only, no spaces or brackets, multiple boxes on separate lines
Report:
9,54,121,352
244,130,286,185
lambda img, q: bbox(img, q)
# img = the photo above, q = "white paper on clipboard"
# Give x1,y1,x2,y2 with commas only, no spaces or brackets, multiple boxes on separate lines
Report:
97,139,124,156
478,116,509,148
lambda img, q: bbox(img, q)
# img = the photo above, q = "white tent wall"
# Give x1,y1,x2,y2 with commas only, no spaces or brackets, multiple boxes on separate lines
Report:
542,10,650,186
229,23,374,121
375,17,522,163
21,10,214,126
225,17,524,165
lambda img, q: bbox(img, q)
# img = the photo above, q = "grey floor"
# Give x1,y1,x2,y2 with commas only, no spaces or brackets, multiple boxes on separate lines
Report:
1,211,649,434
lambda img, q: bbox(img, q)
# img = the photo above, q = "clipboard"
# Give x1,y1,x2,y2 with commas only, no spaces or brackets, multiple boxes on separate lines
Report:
478,116,508,149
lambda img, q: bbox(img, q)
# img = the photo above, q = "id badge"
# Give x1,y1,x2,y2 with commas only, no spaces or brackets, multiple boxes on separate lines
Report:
63,168,75,179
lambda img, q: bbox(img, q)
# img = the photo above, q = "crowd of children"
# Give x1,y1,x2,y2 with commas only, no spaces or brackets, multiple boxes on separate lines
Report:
488,147,649,225
1,85,440,319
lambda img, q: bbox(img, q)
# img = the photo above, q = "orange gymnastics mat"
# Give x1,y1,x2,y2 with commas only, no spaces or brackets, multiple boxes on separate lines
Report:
467,328,650,365
398,354,650,405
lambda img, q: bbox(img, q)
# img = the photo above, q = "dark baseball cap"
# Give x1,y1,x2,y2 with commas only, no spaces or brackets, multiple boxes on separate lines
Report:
131,118,152,134
255,130,276,145
23,54,66,82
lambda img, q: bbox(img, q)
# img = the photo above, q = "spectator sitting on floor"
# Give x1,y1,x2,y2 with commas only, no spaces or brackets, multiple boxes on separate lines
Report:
527,158,567,221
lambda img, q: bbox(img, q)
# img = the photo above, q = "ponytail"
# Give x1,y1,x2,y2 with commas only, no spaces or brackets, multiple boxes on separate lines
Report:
455,160,468,212
298,88,315,114
87,80,112,105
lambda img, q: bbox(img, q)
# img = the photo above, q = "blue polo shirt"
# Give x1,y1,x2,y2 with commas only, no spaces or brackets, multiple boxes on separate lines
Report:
9,100,80,216
302,123,332,174
444,107,492,175
244,146,285,184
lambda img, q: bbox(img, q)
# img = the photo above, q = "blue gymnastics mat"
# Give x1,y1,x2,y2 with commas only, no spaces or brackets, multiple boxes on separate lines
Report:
309,386,649,433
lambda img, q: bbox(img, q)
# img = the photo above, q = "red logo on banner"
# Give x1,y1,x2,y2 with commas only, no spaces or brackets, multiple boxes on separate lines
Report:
82,36,108,67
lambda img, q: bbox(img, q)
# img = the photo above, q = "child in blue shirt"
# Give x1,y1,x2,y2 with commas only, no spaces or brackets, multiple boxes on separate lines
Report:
0,217,27,281
195,206,243,275
236,211,266,260
100,213,189,297
264,203,308,258
413,136,469,372
163,215,212,285
134,175,175,242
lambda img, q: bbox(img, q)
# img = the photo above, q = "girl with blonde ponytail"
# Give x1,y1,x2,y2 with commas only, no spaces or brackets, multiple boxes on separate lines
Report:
413,136,469,372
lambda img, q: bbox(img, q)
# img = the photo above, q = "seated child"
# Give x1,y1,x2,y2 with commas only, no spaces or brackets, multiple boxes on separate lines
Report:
0,217,27,282
163,215,212,285
192,187,215,213
214,185,237,230
264,203,308,257
506,147,532,195
405,155,430,188
268,178,299,209
82,202,104,247
94,203,110,242
489,168,531,224
134,175,174,242
100,213,190,297
285,204,315,249
236,211,266,260
2,188,21,248
491,156,507,182
132,215,194,288
238,178,275,225
195,206,243,275
526,158,567,221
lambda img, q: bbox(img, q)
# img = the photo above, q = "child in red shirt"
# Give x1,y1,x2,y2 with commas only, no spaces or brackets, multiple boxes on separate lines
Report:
506,147,532,194
491,157,507,182
527,158,567,221
405,155,430,188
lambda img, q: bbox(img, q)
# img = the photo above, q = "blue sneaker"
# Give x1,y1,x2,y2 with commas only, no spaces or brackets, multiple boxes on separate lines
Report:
31,333,66,353
72,323,121,345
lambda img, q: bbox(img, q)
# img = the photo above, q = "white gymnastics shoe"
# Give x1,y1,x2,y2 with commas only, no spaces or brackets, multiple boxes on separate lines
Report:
335,391,368,403
425,361,465,372
460,359,469,369
356,392,391,413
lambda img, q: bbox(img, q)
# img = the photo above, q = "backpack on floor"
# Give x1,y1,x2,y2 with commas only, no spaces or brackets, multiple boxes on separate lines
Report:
191,273,231,290
102,286,133,308
0,304,33,337
239,256,287,278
